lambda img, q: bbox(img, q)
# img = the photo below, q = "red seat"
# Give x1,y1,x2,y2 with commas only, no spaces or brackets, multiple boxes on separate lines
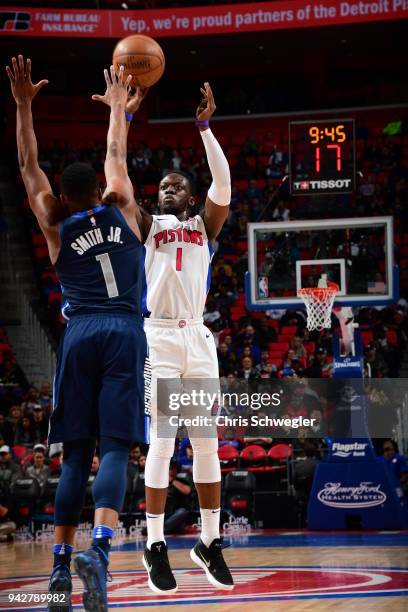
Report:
278,334,294,343
218,445,239,462
240,445,267,465
268,342,289,351
281,326,297,335
12,445,30,461
268,444,292,460
360,330,374,346
143,184,157,196
386,329,398,345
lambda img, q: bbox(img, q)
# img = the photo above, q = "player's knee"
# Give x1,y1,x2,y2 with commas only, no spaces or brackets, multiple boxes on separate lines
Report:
190,437,221,483
189,437,218,456
144,438,175,488
147,437,175,460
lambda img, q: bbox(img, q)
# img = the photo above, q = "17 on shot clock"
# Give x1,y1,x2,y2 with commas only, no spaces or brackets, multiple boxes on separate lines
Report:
289,118,356,195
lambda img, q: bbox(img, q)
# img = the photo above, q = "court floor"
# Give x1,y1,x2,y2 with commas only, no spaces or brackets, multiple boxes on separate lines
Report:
0,531,407,611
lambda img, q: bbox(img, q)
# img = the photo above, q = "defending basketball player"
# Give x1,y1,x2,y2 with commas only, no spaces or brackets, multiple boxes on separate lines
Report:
6,57,148,612
95,81,233,592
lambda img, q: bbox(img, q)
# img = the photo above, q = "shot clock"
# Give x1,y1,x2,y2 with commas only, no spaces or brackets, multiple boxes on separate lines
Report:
289,118,356,195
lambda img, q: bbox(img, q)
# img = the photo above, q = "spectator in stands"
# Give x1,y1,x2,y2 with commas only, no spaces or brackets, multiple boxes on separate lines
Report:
290,356,305,378
32,406,48,444
164,459,193,536
307,348,332,378
13,416,36,448
49,444,63,476
219,427,241,450
5,405,22,441
243,409,273,448
245,179,262,200
287,388,308,419
138,454,146,474
282,349,297,369
213,284,236,309
217,342,236,377
254,349,277,379
170,149,182,171
379,440,408,490
0,358,25,387
0,488,16,542
236,356,257,381
128,445,142,479
21,386,40,416
0,414,14,448
242,135,260,157
129,146,149,182
293,441,318,497
365,342,387,378
38,382,52,414
203,297,221,325
254,318,277,346
290,336,307,361
272,199,290,222
178,438,193,472
90,455,100,475
26,449,50,487
237,325,262,362
0,446,21,493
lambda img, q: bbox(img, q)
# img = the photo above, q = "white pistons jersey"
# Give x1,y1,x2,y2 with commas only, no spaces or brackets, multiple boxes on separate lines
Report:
143,214,213,319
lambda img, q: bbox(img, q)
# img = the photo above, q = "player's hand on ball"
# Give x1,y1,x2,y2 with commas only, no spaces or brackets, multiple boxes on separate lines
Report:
92,65,132,110
196,82,216,122
125,86,149,115
6,55,48,105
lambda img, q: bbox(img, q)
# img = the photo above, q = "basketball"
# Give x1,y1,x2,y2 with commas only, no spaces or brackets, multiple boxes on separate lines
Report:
112,34,165,88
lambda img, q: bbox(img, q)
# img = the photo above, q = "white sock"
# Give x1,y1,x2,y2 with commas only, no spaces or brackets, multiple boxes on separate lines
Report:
146,513,165,549
200,508,220,548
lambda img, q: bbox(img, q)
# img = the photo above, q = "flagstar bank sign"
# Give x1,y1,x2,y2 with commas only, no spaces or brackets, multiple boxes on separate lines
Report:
0,1,407,38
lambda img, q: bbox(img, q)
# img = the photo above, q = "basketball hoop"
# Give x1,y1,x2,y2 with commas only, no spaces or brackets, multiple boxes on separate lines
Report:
297,282,339,331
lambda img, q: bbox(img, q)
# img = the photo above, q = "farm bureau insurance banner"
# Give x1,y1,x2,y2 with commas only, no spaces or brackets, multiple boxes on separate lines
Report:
0,1,407,39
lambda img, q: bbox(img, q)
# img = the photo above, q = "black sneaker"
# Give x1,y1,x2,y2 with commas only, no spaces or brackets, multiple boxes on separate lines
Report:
142,541,178,594
48,563,73,612
190,538,234,590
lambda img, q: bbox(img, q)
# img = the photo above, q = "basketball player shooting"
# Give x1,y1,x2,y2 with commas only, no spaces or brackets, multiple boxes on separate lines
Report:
103,81,233,592
7,57,148,612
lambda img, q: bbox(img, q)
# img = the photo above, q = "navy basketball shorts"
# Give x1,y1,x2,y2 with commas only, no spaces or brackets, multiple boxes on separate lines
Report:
48,313,149,445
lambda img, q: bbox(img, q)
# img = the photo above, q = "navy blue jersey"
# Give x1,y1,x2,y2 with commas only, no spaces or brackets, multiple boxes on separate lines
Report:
55,204,144,318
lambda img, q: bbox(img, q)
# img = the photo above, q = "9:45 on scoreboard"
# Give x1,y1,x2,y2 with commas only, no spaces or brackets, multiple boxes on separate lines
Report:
289,118,356,196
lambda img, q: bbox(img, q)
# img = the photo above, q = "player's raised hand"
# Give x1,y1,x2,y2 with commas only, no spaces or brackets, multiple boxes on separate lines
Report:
196,82,216,121
92,65,133,109
6,55,48,105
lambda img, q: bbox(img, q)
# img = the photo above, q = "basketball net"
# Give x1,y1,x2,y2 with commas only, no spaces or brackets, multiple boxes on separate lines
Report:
297,274,339,332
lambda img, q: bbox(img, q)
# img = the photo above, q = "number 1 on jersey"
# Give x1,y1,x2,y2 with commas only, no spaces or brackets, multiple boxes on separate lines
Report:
176,247,183,271
96,253,119,298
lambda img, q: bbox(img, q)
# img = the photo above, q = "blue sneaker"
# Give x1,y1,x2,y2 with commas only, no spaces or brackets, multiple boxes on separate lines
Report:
48,563,73,612
74,547,109,612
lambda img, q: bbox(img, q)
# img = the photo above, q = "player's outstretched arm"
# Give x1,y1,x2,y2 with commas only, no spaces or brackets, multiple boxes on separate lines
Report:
93,69,152,240
96,66,133,207
6,56,61,239
196,82,231,241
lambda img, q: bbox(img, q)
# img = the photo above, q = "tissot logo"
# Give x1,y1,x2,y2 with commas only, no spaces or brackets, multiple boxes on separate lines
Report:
0,11,31,31
293,179,352,190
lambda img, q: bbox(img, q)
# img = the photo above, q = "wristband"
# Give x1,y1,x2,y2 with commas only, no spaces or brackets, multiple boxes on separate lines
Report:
195,119,209,128
125,112,133,122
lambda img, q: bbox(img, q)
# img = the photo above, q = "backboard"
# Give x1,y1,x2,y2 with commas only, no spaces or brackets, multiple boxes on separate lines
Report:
246,216,397,310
